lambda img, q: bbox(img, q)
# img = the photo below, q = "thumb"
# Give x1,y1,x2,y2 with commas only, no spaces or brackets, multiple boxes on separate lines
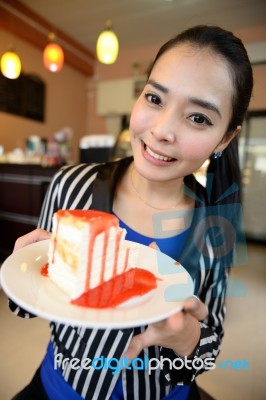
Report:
149,241,160,251
183,295,208,321
13,229,51,252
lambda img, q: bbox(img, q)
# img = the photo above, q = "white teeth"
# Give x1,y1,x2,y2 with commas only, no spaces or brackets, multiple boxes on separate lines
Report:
146,145,173,161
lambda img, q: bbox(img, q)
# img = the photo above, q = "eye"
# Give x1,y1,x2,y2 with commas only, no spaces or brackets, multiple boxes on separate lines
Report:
189,113,213,126
144,92,162,106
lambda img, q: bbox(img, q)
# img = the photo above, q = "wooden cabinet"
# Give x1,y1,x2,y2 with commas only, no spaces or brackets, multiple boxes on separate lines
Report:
0,163,59,260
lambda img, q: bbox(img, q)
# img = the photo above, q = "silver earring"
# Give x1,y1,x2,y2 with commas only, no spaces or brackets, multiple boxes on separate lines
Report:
212,151,223,159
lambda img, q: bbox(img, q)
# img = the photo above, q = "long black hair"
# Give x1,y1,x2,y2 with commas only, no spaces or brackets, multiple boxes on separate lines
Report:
147,25,253,205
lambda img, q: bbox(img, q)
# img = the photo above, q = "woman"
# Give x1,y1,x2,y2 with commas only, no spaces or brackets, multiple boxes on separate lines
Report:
10,25,253,399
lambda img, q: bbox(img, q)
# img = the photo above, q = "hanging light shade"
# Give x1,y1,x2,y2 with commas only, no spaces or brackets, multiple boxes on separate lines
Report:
96,20,119,64
43,33,64,72
0,50,21,79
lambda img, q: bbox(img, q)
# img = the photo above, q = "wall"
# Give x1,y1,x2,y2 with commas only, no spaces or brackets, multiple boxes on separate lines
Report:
85,43,159,137
86,23,266,136
0,28,88,163
235,24,266,111
1,23,266,161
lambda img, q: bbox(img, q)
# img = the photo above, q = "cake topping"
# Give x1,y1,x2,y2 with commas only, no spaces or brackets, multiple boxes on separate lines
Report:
46,209,157,309
71,268,157,308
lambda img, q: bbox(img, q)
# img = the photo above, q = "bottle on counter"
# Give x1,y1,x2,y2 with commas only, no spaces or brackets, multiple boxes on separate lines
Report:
111,115,132,161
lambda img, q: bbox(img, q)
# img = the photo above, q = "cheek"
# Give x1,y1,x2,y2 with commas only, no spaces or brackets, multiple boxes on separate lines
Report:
129,102,149,136
179,136,215,161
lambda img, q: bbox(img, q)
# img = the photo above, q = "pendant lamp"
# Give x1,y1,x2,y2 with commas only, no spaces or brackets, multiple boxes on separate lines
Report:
43,33,64,72
96,20,119,64
0,50,21,79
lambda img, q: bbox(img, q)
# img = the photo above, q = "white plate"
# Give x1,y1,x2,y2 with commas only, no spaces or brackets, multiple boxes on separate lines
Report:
0,240,194,329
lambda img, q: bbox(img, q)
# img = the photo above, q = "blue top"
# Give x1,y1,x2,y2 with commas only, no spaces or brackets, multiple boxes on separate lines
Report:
40,217,191,399
118,217,190,262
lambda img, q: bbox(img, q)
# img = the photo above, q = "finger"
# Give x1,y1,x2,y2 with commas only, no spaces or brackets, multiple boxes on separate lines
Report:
13,229,51,252
149,241,160,251
123,332,148,360
123,315,181,360
166,311,184,331
182,296,208,321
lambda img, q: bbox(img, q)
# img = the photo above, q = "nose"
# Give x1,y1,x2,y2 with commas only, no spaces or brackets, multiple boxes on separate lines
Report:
150,110,176,143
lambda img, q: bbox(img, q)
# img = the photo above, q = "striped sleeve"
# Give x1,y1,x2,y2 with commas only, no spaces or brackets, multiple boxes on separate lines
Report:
38,163,99,231
8,163,100,318
160,241,230,385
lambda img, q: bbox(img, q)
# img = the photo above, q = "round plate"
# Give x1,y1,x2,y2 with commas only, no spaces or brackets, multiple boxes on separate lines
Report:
0,240,194,328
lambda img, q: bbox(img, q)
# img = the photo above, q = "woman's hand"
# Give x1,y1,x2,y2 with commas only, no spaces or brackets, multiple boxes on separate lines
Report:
13,228,51,252
124,241,208,360
124,296,208,360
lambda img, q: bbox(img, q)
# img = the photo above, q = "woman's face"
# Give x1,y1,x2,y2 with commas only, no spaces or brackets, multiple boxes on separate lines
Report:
130,43,237,183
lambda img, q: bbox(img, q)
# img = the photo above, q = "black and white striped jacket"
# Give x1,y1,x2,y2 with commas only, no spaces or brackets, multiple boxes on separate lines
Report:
10,157,236,399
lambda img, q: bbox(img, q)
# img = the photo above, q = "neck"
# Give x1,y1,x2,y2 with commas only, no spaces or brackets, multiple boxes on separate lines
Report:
130,165,185,211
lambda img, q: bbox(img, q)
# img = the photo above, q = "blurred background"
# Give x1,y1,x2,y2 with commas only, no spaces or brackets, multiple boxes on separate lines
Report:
0,1,266,399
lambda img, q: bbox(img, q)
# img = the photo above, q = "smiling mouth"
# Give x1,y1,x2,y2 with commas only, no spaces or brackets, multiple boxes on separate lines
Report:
144,143,176,162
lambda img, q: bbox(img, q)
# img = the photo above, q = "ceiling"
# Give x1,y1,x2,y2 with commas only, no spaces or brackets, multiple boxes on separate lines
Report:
19,0,266,54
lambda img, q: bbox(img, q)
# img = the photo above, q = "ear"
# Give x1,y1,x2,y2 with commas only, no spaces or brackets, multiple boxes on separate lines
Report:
214,125,242,153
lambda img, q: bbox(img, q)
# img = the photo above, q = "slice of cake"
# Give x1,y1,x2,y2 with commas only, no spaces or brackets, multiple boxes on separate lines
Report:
48,210,137,300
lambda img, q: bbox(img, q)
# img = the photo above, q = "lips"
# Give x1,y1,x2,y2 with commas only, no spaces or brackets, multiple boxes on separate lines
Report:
143,142,176,162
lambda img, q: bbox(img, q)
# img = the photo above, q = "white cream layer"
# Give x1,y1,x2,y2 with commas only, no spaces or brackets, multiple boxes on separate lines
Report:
48,218,137,299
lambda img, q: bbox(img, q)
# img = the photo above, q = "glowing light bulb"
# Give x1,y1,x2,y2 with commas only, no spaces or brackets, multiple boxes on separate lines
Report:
96,22,119,64
43,40,64,72
0,51,21,79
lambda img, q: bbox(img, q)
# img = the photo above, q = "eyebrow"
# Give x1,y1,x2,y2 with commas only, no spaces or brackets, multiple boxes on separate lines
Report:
147,79,169,94
147,79,222,119
188,97,222,118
